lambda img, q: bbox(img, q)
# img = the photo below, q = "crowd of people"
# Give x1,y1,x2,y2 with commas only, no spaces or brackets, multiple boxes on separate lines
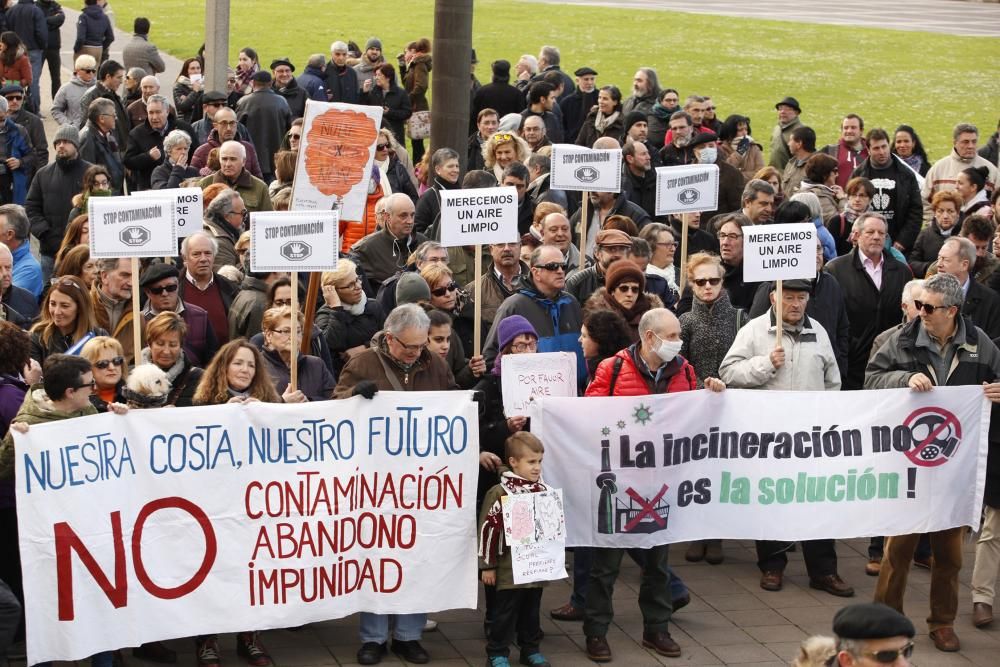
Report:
0,2,997,665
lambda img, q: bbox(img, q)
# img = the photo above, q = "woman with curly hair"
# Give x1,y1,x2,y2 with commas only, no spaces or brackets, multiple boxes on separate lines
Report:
482,131,531,183
29,276,107,363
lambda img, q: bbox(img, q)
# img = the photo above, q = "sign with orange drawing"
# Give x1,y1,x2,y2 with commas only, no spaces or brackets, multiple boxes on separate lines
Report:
291,101,383,220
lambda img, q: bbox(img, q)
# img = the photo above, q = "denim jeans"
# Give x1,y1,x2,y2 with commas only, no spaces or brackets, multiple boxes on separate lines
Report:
27,50,43,113
358,612,426,643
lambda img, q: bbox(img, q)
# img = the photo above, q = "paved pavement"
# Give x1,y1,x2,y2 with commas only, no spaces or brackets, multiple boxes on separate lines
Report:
527,0,1000,37
10,537,1000,666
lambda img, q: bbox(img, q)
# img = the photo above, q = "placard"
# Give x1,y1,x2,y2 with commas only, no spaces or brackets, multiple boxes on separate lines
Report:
132,187,203,237
502,490,568,585
290,101,383,220
249,211,339,272
89,195,177,258
15,392,479,663
531,386,989,548
501,352,577,417
654,164,720,215
549,144,622,193
742,223,817,282
438,186,519,248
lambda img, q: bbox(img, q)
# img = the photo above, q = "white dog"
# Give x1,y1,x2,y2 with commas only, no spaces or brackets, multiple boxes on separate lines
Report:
123,364,173,408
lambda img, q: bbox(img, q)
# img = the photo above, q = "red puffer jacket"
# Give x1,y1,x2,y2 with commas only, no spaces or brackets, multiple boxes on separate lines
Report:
585,345,697,397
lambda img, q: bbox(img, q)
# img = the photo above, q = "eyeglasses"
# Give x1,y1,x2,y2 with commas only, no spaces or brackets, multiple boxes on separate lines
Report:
705,106,716,111
376,143,389,150
391,336,427,353
73,378,97,390
860,641,914,664
492,133,514,144
693,277,723,287
147,283,179,295
510,340,538,353
656,241,677,248
431,281,458,297
216,120,237,127
914,300,952,315
534,261,567,272
335,276,362,290
270,328,293,337
615,284,641,294
94,356,124,370
718,232,743,241
230,209,249,220
599,244,632,254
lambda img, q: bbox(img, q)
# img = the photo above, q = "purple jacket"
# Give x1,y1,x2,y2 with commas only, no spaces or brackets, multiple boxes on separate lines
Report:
144,302,219,367
0,374,28,508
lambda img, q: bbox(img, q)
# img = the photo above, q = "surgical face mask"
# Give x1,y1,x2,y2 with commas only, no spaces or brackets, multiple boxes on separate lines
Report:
654,334,683,363
698,146,718,164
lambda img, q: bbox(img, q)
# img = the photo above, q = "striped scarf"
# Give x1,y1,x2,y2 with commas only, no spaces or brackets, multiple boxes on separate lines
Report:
477,472,547,565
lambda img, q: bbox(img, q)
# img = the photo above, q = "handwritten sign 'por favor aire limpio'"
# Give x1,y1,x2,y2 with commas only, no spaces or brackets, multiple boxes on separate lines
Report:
654,164,720,216
438,186,519,247
89,196,176,258
742,223,817,282
549,144,622,193
132,187,202,238
500,352,577,417
249,211,339,272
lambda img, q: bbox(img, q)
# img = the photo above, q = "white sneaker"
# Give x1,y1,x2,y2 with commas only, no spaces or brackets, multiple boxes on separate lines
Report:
424,619,438,632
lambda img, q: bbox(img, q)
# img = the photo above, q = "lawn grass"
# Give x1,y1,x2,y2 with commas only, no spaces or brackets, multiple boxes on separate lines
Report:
111,0,999,158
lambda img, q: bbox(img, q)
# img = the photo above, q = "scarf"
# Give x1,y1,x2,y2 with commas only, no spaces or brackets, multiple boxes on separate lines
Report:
651,103,679,120
900,153,923,173
594,110,620,133
141,346,185,385
477,472,548,565
235,62,259,94
731,136,753,156
345,291,368,316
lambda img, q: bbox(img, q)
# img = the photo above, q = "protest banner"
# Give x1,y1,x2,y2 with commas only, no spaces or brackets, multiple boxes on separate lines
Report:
250,210,339,389
89,195,176,357
501,352,577,417
290,101,383,221
531,386,989,549
14,392,479,664
654,164,720,217
742,222,817,346
653,164,720,289
549,144,623,260
501,490,567,584
438,186,519,356
132,187,203,238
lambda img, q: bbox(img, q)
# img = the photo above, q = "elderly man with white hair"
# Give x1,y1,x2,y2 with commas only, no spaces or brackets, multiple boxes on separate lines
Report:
125,74,160,127
198,140,272,212
202,187,249,271
349,192,426,288
123,93,196,190
177,231,239,345
325,40,359,103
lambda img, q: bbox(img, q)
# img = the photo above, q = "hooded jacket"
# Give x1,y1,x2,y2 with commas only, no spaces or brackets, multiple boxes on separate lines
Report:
51,75,90,126
0,386,97,480
402,53,431,113
73,3,113,52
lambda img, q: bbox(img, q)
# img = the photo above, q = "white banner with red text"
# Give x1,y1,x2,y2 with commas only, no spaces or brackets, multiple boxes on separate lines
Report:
531,386,989,549
14,392,478,663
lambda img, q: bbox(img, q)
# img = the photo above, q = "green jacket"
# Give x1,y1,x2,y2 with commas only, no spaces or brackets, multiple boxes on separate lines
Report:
477,474,550,591
0,386,97,480
769,116,803,171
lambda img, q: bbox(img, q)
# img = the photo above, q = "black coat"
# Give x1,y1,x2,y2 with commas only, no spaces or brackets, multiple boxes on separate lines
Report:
77,82,129,148
323,63,359,104
6,0,47,50
699,159,745,223
151,162,200,190
575,108,623,148
25,156,91,257
79,122,125,193
569,193,652,248
560,88,598,147
907,220,958,278
385,155,418,203
124,118,196,191
37,0,64,49
965,279,1000,340
414,177,460,238
2,283,37,323
73,4,112,52
851,156,923,252
315,299,386,375
825,247,911,389
467,133,486,172
235,88,292,176
622,167,657,219
11,108,47,178
361,85,411,147
274,78,308,119
472,79,525,120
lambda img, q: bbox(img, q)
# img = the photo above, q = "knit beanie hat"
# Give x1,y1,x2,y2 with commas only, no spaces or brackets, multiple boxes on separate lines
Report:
365,38,383,51
604,260,645,293
395,272,431,305
54,124,81,149
624,111,646,133
497,314,538,352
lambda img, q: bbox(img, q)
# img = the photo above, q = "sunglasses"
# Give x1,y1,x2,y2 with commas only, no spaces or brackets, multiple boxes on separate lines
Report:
5,95,22,102
376,143,389,150
914,300,951,315
615,284,641,294
492,132,514,144
74,378,97,390
861,641,914,664
94,356,125,370
693,277,723,287
82,68,97,74
289,132,301,139
534,261,567,272
430,281,458,297
147,283,179,295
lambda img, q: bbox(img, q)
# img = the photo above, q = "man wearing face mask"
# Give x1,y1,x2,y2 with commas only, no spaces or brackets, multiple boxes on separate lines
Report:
582,308,724,662
688,132,742,221
719,279,851,598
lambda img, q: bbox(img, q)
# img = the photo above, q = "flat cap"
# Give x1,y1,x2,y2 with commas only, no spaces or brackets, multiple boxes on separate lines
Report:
269,57,295,72
775,96,801,113
595,229,632,248
574,66,598,77
140,263,179,288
